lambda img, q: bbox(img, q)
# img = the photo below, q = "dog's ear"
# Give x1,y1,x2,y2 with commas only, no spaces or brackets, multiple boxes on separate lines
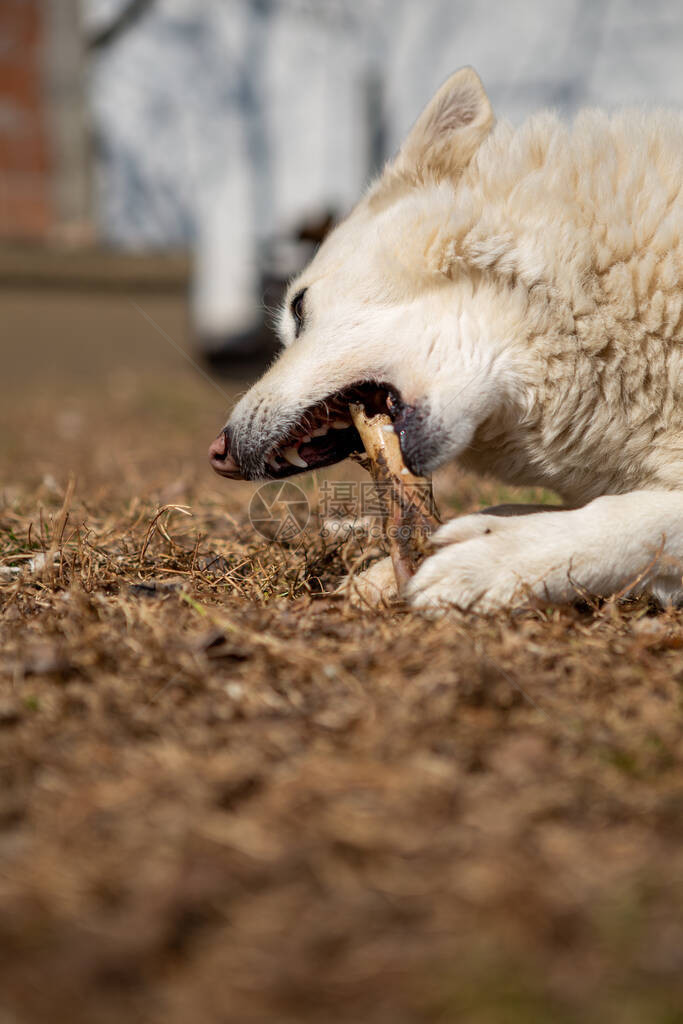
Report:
394,67,494,183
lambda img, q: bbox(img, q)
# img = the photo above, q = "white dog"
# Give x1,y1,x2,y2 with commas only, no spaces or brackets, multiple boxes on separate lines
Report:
209,67,683,612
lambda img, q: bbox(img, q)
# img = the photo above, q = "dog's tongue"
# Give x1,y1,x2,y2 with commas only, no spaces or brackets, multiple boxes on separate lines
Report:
349,403,439,592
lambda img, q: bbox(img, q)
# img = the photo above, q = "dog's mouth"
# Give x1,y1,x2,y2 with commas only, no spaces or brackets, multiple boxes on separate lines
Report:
262,382,402,479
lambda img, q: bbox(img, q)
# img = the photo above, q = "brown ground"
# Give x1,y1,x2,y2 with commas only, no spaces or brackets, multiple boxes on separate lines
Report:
1,280,683,1024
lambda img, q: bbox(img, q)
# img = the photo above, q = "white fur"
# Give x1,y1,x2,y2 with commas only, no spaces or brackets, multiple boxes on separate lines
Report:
407,493,683,612
220,68,683,612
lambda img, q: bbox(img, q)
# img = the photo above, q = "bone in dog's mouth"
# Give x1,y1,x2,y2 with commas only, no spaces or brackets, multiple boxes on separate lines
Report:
262,382,402,478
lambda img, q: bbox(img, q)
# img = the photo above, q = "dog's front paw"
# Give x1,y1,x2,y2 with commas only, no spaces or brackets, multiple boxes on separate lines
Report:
405,513,558,613
338,556,398,607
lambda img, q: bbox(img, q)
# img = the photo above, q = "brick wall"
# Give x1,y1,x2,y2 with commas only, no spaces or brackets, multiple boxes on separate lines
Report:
0,0,52,239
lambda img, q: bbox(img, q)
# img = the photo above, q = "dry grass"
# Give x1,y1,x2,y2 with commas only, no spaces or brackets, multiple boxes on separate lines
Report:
1,285,683,1024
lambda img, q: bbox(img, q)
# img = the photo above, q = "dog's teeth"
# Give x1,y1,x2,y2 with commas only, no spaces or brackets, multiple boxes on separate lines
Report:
284,447,308,469
301,434,312,443
331,420,350,430
311,426,328,437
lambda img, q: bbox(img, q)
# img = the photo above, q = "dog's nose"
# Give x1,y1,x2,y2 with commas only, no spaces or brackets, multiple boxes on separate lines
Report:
208,427,242,478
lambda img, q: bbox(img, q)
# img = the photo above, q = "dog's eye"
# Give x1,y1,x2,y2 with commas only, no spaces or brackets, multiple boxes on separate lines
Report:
290,288,307,337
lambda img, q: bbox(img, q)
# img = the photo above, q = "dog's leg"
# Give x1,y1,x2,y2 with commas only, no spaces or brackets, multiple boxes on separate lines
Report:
406,491,683,613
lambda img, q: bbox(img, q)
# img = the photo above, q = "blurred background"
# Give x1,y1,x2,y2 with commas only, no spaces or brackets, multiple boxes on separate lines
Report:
4,0,683,371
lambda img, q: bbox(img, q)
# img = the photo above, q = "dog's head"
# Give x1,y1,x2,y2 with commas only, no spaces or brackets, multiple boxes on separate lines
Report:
210,67,535,481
